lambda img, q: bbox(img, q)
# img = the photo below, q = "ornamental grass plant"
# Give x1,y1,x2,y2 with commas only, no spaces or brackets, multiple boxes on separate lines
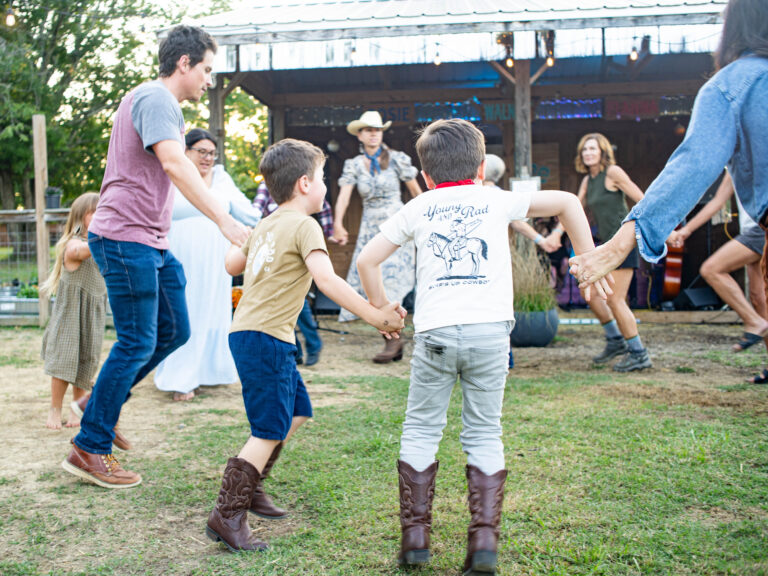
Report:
510,234,557,313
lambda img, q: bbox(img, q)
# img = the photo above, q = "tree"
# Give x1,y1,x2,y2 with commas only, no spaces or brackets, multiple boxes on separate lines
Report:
0,0,155,209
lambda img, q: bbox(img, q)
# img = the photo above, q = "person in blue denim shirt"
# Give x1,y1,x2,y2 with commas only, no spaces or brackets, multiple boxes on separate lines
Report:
570,0,768,383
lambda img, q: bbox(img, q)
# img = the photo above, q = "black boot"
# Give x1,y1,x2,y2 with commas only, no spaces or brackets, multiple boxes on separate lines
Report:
397,460,438,565
206,457,268,552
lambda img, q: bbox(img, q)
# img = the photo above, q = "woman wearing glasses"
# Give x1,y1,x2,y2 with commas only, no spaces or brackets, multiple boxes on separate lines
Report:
155,128,261,401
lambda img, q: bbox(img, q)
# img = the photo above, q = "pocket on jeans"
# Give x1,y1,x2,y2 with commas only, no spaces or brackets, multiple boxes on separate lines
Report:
464,345,508,390
412,336,447,384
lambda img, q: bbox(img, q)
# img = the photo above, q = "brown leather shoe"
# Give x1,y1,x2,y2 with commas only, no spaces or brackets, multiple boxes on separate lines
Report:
463,465,507,575
250,443,287,519
207,457,268,552
61,443,141,489
398,460,438,566
373,335,403,364
71,392,133,451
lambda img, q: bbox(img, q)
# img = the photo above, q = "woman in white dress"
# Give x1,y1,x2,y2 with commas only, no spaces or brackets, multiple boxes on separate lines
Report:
155,129,261,401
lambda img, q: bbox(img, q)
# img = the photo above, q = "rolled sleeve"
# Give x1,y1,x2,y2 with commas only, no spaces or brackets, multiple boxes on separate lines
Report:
623,81,737,263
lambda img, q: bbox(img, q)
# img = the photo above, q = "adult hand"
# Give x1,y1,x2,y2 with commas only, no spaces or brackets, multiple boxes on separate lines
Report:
666,230,684,249
570,243,623,290
219,214,250,247
332,223,349,246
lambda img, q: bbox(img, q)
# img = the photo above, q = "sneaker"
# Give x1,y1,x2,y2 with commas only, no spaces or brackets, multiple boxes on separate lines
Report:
305,351,321,367
593,337,628,364
61,442,142,489
613,349,653,372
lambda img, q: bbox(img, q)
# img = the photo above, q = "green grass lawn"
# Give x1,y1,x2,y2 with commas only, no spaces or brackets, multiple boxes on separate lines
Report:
2,368,767,575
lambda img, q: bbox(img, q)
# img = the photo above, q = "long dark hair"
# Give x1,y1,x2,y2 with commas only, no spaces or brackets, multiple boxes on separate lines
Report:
715,0,768,69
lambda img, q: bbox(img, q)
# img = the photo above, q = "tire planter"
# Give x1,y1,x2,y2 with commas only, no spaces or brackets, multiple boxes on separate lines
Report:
509,308,559,347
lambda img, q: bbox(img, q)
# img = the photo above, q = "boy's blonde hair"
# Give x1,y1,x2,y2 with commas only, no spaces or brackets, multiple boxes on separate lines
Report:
415,119,485,185
259,139,325,205
574,133,616,174
40,192,100,297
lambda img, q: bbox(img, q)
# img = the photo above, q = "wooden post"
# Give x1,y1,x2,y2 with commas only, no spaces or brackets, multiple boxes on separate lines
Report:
208,82,226,166
33,114,50,326
269,106,286,144
513,60,532,178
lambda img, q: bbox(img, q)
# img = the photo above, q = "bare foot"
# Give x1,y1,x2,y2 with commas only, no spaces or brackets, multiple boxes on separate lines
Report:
64,408,81,428
46,406,63,430
173,391,195,402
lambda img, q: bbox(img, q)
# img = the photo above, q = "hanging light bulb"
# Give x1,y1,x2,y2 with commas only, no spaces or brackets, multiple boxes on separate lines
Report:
5,6,16,27
545,30,555,67
505,56,514,68
434,43,441,66
629,47,639,61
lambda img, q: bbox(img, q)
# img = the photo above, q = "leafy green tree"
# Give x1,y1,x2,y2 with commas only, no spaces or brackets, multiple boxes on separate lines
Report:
0,0,156,208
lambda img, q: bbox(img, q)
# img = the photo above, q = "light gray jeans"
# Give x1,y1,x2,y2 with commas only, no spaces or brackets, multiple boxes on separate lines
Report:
400,321,512,475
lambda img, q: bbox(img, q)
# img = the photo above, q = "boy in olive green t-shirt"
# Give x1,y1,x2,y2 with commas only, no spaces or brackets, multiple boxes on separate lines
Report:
205,138,405,553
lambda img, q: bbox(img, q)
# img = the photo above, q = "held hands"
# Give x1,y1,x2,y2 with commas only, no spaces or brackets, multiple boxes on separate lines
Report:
375,301,406,338
539,233,562,253
666,229,688,249
332,223,349,246
569,245,617,302
219,214,250,247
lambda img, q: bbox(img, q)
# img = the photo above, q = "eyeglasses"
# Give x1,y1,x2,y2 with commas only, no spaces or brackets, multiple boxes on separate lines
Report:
189,147,218,160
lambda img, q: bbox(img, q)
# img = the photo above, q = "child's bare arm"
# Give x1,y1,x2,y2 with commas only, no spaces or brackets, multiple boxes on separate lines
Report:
305,249,404,335
63,238,91,269
527,190,613,300
357,233,399,308
225,245,247,276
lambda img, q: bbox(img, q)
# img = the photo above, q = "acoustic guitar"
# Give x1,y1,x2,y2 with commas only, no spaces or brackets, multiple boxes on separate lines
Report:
662,237,684,301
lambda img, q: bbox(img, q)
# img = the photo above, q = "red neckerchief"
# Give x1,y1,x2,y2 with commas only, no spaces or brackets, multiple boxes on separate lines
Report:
434,180,475,189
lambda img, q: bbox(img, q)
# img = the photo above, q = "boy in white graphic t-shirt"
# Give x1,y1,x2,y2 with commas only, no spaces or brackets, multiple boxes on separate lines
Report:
357,118,610,576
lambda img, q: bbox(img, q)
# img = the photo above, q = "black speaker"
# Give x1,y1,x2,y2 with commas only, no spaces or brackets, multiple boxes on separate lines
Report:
676,286,721,310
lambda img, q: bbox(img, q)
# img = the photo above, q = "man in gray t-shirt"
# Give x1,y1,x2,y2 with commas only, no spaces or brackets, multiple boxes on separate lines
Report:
63,25,249,490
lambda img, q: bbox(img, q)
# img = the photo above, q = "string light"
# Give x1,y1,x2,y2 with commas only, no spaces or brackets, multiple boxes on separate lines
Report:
5,4,16,27
433,42,441,66
497,32,514,69
545,30,555,67
629,47,639,61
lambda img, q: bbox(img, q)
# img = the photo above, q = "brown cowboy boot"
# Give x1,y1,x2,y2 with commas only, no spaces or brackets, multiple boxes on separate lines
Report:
397,459,438,566
249,442,287,519
71,392,133,451
206,457,268,552
463,465,507,575
373,335,403,364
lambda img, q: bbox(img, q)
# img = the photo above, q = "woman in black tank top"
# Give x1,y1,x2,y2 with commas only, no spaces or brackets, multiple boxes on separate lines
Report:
574,133,652,372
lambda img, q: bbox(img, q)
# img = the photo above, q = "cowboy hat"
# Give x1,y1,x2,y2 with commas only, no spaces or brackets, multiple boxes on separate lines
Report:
347,111,392,135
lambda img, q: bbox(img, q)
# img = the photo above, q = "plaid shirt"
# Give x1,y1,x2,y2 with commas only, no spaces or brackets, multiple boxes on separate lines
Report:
252,182,334,238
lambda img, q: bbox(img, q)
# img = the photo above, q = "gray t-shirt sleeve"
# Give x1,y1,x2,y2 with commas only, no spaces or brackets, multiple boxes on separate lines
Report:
131,82,184,153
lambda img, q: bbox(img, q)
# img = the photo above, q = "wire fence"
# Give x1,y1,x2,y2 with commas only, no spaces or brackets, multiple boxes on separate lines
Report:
0,209,67,307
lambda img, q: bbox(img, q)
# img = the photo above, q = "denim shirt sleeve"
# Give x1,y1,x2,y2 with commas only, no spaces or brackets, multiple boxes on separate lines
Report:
623,81,737,263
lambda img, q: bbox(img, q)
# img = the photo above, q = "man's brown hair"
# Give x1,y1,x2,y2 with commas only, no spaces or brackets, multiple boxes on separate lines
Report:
415,119,485,185
259,139,325,204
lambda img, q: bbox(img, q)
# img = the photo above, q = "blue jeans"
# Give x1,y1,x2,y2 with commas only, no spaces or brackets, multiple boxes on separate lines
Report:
74,235,191,454
295,298,322,358
400,322,512,475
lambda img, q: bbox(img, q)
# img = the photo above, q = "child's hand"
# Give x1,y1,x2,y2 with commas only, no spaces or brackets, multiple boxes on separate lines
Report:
375,301,406,338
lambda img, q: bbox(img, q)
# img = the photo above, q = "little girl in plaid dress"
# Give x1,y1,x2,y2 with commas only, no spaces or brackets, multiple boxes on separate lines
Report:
41,193,106,429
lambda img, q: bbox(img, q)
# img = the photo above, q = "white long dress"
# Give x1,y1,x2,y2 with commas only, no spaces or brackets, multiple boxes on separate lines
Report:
154,166,260,393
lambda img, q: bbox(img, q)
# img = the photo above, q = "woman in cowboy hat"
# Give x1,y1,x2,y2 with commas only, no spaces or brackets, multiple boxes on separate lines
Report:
332,111,422,363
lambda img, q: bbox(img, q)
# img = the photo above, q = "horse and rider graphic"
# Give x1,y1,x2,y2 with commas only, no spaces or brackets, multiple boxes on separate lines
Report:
427,218,488,277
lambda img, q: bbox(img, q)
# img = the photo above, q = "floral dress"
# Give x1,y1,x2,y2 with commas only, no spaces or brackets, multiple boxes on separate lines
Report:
338,149,418,321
